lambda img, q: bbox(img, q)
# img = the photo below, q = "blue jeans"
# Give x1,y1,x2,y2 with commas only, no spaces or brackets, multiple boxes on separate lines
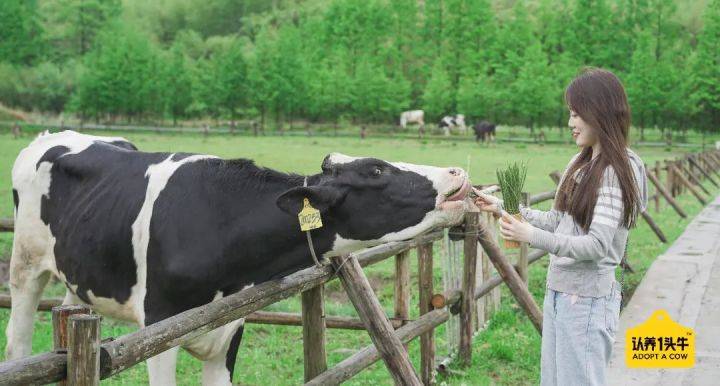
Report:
540,281,621,386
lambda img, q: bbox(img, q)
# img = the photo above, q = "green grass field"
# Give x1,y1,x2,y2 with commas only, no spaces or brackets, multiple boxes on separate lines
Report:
0,129,717,385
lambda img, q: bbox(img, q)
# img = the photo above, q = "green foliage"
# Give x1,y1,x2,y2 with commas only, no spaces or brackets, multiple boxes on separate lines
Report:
0,0,45,65
0,0,717,133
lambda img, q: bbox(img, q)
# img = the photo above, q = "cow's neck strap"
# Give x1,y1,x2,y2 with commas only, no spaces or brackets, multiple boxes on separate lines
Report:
304,177,323,268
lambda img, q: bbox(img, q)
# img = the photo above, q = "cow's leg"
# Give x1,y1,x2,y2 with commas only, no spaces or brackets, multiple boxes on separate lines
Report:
5,248,51,359
147,346,180,386
201,322,245,386
62,289,83,305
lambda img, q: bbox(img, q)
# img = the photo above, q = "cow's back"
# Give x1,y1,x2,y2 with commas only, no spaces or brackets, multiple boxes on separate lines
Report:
11,131,165,321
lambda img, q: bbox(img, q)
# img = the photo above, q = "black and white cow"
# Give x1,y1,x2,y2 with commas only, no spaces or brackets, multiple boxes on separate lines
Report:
7,130,471,385
473,121,496,144
438,115,467,136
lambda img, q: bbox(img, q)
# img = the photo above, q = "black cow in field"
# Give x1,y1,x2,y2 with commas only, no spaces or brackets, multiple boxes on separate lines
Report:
473,121,496,144
7,130,470,385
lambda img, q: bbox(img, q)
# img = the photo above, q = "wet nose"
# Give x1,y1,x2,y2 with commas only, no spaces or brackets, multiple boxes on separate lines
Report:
448,168,463,177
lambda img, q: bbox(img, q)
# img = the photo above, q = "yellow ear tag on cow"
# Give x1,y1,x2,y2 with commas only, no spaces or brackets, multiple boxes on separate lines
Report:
298,198,323,232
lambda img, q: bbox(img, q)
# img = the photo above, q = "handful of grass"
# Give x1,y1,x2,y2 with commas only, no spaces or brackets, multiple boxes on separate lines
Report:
496,162,528,215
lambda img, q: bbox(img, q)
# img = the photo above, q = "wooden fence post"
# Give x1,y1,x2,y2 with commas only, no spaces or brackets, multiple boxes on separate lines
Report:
647,169,687,218
654,161,661,212
669,163,707,205
52,304,92,386
481,212,493,323
681,163,711,195
518,193,530,285
302,284,327,382
417,243,434,385
640,211,667,243
67,314,101,386
475,237,485,331
694,155,719,186
459,212,479,367
330,255,422,386
666,160,675,197
395,251,411,327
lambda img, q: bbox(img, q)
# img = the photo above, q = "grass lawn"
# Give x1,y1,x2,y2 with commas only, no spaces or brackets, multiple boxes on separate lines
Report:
0,128,716,385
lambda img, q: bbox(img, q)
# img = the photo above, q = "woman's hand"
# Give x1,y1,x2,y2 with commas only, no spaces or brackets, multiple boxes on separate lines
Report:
472,187,502,214
499,212,534,243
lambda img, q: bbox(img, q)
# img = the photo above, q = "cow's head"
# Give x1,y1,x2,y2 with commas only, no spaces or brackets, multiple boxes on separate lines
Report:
277,153,470,256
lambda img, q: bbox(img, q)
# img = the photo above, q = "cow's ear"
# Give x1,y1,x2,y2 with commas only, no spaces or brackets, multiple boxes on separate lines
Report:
276,186,344,215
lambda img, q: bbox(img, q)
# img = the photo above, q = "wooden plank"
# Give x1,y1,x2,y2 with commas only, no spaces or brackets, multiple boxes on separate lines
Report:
67,314,101,386
417,243,435,384
330,255,422,386
305,309,449,386
476,219,543,334
640,211,667,243
0,352,67,385
302,285,327,382
702,152,720,176
0,294,404,330
701,153,720,177
0,218,12,232
0,294,62,311
549,171,562,185
689,155,717,187
680,162,711,195
459,212,479,366
394,251,411,326
647,170,687,218
668,162,707,205
528,190,556,205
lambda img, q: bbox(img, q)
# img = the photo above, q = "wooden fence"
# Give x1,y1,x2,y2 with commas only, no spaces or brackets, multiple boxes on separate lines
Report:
0,149,717,385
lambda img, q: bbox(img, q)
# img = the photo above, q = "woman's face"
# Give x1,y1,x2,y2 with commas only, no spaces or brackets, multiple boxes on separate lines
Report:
568,110,598,148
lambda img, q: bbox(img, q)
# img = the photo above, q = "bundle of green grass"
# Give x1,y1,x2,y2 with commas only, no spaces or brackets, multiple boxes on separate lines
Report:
496,161,528,247
496,161,528,214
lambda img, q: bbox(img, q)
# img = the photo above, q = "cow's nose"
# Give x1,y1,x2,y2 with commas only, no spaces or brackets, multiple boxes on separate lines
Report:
448,168,463,177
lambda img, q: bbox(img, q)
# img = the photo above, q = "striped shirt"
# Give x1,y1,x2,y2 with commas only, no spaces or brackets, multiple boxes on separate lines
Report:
521,149,648,297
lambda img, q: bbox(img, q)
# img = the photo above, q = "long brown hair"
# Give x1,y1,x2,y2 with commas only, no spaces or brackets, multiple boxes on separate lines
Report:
555,68,640,231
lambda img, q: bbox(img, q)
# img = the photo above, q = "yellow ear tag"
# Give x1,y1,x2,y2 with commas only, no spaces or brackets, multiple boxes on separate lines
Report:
298,198,323,232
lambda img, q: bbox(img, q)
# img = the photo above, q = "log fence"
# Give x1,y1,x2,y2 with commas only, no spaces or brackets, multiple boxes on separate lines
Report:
0,149,717,385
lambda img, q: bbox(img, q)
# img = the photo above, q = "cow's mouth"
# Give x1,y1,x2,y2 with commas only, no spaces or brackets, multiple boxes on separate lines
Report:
444,179,470,202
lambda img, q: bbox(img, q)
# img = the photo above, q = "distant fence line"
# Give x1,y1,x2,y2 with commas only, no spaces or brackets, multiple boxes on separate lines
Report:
1,120,714,148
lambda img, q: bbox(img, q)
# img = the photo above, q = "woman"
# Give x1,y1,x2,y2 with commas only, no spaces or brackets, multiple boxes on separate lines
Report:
474,68,648,386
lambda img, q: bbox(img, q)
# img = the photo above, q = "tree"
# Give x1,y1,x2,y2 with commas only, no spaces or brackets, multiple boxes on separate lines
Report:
0,0,45,65
40,0,121,59
422,59,454,121
163,45,193,125
693,0,720,132
512,42,555,132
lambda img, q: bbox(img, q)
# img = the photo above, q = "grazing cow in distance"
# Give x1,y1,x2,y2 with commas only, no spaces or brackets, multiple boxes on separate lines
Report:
473,121,496,144
438,114,467,136
400,110,425,131
7,130,471,385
